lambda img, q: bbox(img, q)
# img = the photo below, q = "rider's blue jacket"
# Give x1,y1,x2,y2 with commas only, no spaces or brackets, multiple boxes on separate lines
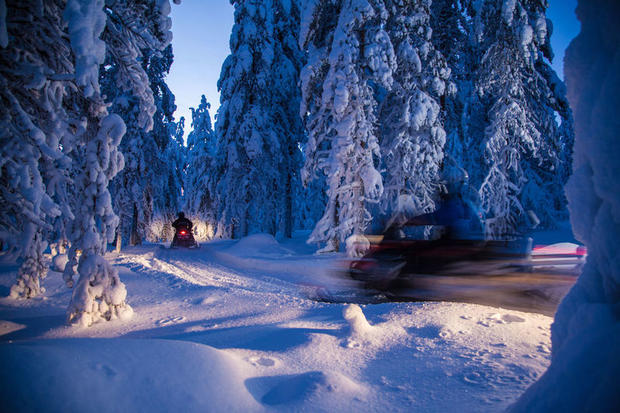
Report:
412,194,484,240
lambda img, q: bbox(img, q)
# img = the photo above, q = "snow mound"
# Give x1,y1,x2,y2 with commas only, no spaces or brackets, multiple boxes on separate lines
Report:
344,304,374,337
343,304,378,348
51,254,68,272
225,233,294,258
245,370,366,407
0,338,260,412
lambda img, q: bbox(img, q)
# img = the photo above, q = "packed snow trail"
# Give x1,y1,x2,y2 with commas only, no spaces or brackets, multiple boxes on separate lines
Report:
113,240,333,302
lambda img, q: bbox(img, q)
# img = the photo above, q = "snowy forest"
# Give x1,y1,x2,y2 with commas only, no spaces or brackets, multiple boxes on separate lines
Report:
0,0,618,411
1,0,574,307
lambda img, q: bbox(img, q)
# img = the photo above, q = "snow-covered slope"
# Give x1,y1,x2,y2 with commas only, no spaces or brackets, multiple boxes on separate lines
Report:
0,339,260,412
1,233,557,412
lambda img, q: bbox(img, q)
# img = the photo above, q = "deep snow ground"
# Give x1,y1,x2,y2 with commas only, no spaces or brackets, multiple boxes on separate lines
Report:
0,233,560,412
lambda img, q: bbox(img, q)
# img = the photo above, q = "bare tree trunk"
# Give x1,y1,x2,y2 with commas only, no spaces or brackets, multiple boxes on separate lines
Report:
332,198,340,252
284,162,293,239
130,203,141,246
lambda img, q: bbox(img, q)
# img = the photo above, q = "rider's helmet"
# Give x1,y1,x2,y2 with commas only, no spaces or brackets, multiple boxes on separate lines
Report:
178,211,185,219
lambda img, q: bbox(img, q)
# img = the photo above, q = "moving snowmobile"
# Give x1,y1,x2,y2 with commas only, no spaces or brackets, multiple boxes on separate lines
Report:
170,212,199,249
345,169,584,314
348,185,527,288
347,230,533,290
346,230,583,315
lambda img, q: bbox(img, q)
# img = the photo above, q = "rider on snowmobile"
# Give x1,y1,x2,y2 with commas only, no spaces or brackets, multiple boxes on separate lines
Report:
405,167,485,241
171,211,198,248
172,211,193,232
357,167,485,284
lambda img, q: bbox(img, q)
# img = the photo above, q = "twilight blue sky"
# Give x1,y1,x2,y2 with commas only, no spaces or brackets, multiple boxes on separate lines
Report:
167,0,580,131
168,1,234,127
546,0,579,77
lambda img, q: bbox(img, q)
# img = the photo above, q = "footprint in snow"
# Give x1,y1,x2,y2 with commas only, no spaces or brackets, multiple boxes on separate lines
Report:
501,314,526,323
478,313,526,326
156,316,186,326
460,367,492,386
343,338,362,349
248,356,277,367
91,363,117,378
196,296,219,305
460,361,536,389
496,363,536,384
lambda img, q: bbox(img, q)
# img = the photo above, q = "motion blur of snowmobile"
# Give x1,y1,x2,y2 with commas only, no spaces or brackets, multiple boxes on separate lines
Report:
170,212,199,249
346,169,586,315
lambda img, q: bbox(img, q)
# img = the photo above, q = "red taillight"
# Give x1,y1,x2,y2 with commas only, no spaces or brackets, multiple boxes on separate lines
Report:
576,246,587,256
180,230,186,235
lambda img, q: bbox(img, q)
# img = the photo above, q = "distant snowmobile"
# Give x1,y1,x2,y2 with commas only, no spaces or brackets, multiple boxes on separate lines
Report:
170,212,199,249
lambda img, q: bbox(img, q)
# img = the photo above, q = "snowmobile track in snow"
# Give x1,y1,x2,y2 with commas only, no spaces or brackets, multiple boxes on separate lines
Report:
112,247,305,301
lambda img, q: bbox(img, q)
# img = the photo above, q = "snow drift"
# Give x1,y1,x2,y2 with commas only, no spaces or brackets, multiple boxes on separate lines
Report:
0,338,260,413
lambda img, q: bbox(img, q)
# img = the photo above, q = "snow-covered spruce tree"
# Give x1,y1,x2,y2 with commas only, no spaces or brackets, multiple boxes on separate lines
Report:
300,0,395,252
213,0,304,239
63,112,131,327
379,0,452,226
294,174,328,232
520,55,574,225
429,0,481,183
156,114,186,241
430,0,467,77
106,44,179,248
184,95,217,239
63,0,175,326
271,0,305,238
503,0,573,228
428,1,573,237
147,44,184,241
147,115,185,242
512,0,620,410
474,0,573,237
1,0,76,298
104,63,155,248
